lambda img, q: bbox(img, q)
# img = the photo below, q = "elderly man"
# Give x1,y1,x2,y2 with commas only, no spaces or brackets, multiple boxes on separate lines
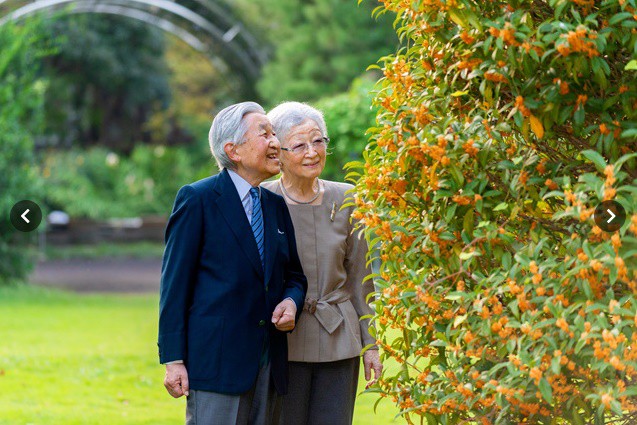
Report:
158,102,307,425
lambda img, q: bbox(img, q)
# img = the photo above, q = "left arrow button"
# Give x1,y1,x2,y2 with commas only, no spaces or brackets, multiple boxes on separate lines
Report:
10,201,42,232
21,209,31,223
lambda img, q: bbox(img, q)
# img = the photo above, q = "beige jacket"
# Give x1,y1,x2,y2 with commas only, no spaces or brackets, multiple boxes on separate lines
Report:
261,179,376,362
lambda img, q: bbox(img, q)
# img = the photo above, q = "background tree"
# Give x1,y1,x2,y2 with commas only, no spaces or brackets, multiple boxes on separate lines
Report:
235,0,398,104
0,20,46,284
39,14,171,152
351,0,637,423
145,34,241,146
314,76,379,181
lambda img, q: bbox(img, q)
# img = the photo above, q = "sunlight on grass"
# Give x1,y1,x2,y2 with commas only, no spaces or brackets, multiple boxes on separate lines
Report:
0,285,402,424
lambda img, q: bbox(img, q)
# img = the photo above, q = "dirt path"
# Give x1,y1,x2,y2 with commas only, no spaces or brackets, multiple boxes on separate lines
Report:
31,258,162,293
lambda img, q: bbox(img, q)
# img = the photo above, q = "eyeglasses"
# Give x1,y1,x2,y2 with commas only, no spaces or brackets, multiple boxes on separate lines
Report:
281,137,329,155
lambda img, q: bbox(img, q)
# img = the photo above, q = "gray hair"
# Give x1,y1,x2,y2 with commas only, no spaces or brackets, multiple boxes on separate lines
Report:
267,102,328,144
209,101,265,170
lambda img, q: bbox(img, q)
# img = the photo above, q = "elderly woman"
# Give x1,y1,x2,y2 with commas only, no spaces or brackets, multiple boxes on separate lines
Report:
262,102,382,425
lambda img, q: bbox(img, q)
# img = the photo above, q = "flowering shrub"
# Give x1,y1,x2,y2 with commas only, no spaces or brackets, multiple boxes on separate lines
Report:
349,0,637,423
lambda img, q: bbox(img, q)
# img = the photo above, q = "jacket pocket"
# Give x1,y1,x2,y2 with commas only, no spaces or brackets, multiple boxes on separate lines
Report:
187,316,224,380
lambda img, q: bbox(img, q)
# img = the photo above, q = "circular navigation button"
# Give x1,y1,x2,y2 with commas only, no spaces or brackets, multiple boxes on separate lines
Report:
10,200,43,232
594,200,626,232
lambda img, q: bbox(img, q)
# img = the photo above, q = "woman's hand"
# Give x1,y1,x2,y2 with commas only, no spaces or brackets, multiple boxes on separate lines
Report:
363,349,382,388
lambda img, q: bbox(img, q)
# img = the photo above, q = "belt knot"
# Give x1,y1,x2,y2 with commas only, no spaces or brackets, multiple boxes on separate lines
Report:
304,297,318,314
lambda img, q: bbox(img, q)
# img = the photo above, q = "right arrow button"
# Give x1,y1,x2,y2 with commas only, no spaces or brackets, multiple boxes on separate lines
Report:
594,200,627,232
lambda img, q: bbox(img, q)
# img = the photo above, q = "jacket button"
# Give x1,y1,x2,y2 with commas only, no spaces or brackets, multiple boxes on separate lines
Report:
259,320,266,326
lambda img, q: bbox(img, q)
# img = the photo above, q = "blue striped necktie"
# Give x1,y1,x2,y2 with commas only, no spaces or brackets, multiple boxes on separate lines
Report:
249,187,264,267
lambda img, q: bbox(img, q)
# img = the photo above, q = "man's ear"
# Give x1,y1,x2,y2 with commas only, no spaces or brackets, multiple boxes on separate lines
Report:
224,142,240,162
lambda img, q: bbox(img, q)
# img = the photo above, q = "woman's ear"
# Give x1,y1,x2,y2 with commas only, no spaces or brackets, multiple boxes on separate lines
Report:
224,142,240,162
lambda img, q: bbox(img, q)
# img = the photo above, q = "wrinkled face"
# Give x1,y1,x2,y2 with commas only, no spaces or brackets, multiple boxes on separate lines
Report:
280,119,326,180
234,112,281,182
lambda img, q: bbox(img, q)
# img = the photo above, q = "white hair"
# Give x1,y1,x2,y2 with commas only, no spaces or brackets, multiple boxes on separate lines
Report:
209,101,265,170
267,102,328,144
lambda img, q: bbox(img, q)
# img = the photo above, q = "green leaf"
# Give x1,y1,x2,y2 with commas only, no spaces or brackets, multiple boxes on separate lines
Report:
625,59,637,70
494,202,508,211
581,150,607,172
453,314,468,327
539,377,553,403
571,409,585,425
609,12,634,26
463,207,475,238
425,413,439,425
459,251,480,260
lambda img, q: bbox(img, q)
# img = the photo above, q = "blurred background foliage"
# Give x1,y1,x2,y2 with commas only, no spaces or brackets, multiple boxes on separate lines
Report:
39,14,172,152
0,19,47,283
24,0,396,219
0,0,397,281
240,0,398,104
41,145,214,219
316,76,379,181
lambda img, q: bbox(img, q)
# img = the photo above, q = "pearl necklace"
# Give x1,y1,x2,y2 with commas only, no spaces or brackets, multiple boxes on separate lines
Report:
279,179,322,205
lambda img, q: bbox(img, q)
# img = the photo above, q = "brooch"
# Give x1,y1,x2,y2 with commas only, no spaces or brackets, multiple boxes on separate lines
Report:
330,202,337,222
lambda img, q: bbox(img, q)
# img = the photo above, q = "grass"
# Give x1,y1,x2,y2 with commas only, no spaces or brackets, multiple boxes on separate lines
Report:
41,241,165,260
0,284,401,424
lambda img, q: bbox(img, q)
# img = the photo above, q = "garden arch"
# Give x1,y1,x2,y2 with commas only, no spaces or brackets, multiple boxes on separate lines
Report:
0,0,268,97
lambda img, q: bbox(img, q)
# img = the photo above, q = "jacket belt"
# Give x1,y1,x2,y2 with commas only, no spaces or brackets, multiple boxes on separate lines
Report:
303,288,350,334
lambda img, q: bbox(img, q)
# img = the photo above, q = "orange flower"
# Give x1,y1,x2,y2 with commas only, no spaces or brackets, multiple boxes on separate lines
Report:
556,318,569,332
515,96,531,117
558,26,600,58
601,393,613,409
463,139,479,157
536,160,547,174
460,31,475,44
529,367,542,384
576,94,588,109
452,195,472,205
484,70,508,83
545,179,558,190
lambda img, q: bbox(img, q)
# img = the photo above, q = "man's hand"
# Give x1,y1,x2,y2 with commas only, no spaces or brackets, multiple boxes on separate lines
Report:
164,363,189,398
363,350,382,389
271,298,297,331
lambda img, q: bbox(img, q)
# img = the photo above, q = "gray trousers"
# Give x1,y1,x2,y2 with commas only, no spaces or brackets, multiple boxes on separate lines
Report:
186,363,282,425
279,357,360,425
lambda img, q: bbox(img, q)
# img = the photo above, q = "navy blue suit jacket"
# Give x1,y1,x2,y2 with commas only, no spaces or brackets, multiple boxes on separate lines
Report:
158,169,307,395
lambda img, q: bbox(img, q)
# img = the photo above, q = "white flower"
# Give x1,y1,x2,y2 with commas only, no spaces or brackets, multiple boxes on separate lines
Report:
106,152,119,167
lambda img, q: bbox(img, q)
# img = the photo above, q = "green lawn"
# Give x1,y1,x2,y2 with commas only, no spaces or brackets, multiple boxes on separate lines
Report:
0,285,401,424
42,242,166,260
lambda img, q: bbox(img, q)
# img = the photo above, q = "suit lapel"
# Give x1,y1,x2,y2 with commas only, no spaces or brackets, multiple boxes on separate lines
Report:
214,169,264,278
261,189,277,286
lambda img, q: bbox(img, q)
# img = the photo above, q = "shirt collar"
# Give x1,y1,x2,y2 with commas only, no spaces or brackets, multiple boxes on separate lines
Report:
227,169,258,200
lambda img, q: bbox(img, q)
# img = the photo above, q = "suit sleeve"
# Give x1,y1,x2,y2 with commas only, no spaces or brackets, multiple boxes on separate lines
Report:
344,208,377,349
280,199,307,323
157,185,202,363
